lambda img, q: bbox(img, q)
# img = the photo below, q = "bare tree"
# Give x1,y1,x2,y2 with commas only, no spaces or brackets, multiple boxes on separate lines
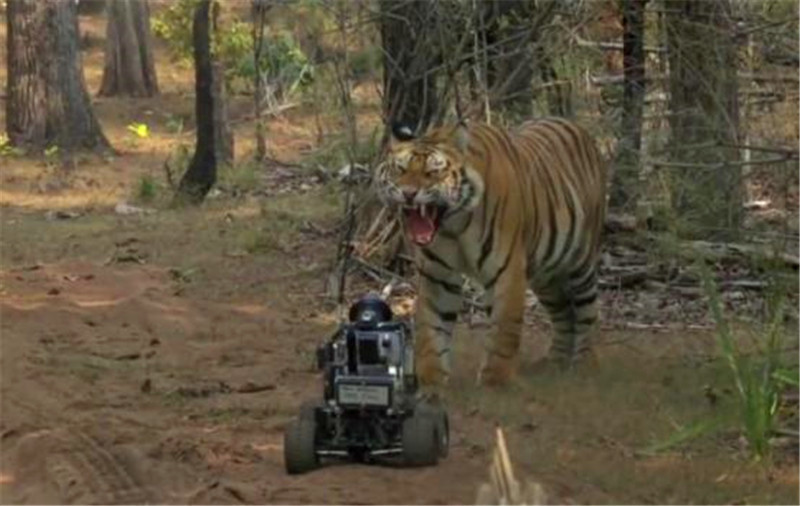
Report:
98,0,159,97
480,0,534,118
6,0,110,151
609,0,647,210
380,0,440,137
174,0,218,205
666,0,742,235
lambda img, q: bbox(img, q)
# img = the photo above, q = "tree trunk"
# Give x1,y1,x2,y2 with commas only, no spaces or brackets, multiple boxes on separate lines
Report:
380,0,439,137
480,0,533,119
535,42,572,117
77,0,106,16
212,59,234,168
666,0,742,237
98,0,158,97
174,0,217,205
6,0,110,151
609,0,647,210
252,0,269,161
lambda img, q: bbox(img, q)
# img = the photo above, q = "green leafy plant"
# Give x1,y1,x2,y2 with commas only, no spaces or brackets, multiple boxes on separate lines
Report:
150,0,195,61
163,144,192,190
700,263,790,461
305,126,382,169
152,0,312,94
136,174,158,203
0,133,23,157
165,114,185,135
44,145,59,159
348,46,381,82
642,262,795,461
219,160,260,193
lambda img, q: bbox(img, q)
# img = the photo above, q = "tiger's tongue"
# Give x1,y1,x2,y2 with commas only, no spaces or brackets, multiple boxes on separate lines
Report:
406,209,436,246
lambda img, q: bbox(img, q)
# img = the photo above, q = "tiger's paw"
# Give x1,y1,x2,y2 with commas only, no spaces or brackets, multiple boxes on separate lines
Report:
477,355,516,387
546,348,598,372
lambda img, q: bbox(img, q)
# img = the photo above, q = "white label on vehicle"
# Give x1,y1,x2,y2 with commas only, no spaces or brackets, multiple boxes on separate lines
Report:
337,384,389,406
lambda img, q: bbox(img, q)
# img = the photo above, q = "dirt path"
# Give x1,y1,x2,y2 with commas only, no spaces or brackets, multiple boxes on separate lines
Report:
0,260,491,505
0,216,797,505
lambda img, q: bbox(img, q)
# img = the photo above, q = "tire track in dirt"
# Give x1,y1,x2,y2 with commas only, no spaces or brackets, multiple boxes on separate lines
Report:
12,428,150,504
4,395,152,505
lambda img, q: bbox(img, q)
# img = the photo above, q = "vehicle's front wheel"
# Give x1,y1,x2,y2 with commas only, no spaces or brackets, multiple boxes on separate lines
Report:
436,410,449,459
284,417,318,474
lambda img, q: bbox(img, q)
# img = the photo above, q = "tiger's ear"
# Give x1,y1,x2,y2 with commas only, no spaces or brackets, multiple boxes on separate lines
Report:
390,121,417,143
454,122,469,153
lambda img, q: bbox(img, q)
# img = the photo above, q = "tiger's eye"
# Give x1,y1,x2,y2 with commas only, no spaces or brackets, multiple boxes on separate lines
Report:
427,152,446,173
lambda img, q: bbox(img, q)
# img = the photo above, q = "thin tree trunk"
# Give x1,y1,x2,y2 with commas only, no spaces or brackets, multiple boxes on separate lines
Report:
6,0,110,151
212,60,234,167
77,0,105,16
666,0,742,237
481,0,533,119
380,0,439,137
609,0,647,210
98,0,158,97
174,0,216,205
252,0,269,161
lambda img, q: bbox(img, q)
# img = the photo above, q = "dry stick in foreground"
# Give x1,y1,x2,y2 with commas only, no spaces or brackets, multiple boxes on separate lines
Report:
475,426,548,505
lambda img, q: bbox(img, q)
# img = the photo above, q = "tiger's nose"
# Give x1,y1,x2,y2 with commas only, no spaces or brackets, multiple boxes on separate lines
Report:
402,189,418,204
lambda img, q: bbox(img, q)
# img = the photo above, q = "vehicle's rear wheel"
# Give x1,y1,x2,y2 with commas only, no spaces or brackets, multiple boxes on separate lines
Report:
416,402,449,459
299,400,320,422
436,411,449,459
284,417,318,474
402,412,438,466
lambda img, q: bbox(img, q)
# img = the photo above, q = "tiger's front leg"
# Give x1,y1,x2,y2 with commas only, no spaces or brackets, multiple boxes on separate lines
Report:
478,251,526,386
414,261,463,390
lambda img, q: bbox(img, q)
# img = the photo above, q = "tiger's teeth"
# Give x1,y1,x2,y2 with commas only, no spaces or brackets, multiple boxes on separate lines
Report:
420,205,427,219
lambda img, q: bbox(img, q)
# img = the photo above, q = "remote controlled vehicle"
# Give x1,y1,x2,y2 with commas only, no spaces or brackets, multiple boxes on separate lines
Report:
284,294,449,474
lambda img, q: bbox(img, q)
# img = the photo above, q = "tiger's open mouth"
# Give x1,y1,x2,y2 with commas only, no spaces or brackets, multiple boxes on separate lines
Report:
403,203,446,246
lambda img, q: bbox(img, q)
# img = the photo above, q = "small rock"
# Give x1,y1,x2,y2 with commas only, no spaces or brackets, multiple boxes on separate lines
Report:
45,210,82,221
114,201,154,216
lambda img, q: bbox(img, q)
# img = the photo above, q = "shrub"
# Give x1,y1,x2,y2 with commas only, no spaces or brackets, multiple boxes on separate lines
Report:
152,0,312,95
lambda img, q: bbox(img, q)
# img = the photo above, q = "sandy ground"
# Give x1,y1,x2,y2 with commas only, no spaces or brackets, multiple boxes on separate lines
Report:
0,258,494,504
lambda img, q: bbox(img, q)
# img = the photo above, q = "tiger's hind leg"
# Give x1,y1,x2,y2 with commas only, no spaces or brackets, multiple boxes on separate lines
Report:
534,261,599,368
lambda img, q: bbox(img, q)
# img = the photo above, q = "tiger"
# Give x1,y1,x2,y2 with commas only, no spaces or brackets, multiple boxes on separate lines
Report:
375,118,607,388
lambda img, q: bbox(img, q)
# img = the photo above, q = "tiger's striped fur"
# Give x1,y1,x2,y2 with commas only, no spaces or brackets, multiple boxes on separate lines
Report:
375,118,607,387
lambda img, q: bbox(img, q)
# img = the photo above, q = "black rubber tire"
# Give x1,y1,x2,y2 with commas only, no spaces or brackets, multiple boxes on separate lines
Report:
415,402,449,459
402,413,438,467
437,411,449,459
284,417,318,475
298,400,320,422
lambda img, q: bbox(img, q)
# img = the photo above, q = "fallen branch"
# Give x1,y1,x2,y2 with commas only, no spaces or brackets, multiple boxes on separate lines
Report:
605,213,638,233
351,256,406,284
684,240,799,268
573,34,666,53
598,267,648,289
475,426,548,505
